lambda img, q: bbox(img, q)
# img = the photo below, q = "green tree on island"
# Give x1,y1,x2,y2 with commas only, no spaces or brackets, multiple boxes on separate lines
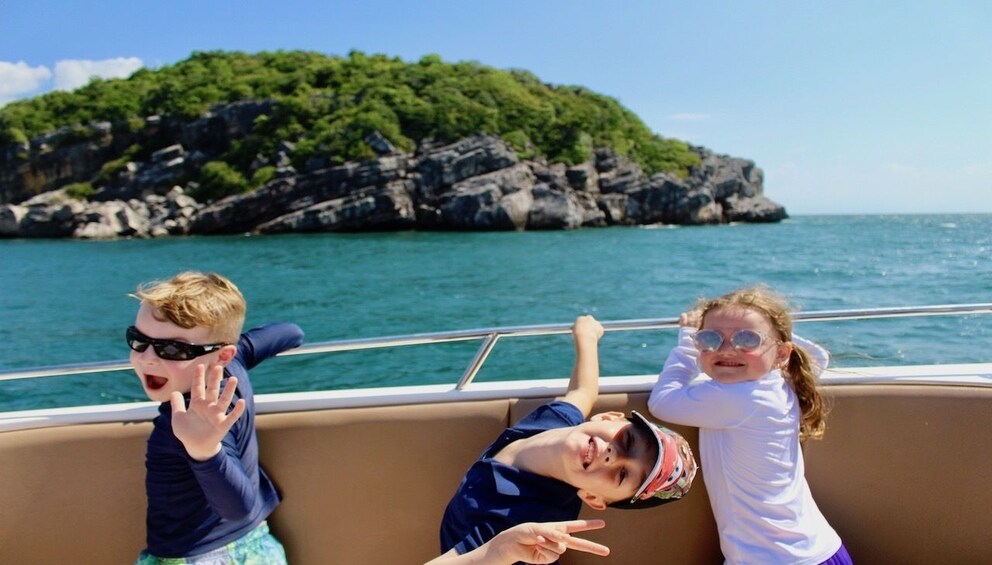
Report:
0,50,700,201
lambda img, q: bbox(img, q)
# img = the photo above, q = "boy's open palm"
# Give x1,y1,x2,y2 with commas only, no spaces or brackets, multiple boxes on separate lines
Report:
171,364,246,461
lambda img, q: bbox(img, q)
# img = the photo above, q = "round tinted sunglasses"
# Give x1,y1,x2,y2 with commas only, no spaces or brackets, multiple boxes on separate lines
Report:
125,326,226,361
692,329,779,353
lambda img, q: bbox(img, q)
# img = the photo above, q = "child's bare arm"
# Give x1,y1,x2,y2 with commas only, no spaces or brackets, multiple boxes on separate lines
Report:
562,315,605,417
171,364,245,461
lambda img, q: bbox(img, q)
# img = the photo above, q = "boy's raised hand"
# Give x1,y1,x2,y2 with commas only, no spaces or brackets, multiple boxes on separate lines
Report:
489,519,610,564
572,314,605,343
563,315,605,417
171,364,245,461
425,520,609,565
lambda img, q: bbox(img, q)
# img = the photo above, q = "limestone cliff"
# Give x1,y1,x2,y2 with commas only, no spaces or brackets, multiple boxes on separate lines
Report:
0,103,786,239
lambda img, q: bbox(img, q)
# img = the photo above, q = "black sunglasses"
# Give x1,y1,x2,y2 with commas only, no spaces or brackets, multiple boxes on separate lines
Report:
126,326,226,361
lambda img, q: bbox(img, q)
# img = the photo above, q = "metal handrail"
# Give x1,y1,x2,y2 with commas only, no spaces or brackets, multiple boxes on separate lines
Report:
2,303,990,388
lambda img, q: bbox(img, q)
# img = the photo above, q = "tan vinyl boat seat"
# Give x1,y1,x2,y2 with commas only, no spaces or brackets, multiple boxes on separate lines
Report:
1,385,991,564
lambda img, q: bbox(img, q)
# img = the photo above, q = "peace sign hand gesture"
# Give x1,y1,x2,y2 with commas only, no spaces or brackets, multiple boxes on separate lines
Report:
170,364,246,461
491,519,610,564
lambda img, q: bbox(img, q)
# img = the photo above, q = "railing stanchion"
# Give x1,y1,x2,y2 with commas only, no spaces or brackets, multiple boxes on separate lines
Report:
455,333,501,390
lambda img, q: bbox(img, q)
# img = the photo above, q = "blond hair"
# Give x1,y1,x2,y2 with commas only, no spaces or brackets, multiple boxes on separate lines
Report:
132,271,246,343
695,285,828,441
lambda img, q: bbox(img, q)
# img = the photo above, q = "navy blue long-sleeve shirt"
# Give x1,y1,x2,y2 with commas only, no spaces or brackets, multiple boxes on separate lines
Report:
144,323,304,557
439,401,585,558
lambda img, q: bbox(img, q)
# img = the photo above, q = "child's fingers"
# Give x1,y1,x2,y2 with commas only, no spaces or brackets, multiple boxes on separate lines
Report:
533,537,567,555
205,364,224,400
680,309,702,327
218,376,239,409
558,519,606,534
562,535,610,557
544,520,609,557
226,398,246,423
572,316,605,339
189,364,207,401
169,391,187,415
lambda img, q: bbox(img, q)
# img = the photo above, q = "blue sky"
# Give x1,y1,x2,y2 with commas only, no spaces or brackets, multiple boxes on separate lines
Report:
1,1,989,214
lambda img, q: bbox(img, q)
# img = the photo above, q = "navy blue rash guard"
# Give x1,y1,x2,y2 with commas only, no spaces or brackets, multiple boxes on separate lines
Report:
439,401,585,558
144,323,304,558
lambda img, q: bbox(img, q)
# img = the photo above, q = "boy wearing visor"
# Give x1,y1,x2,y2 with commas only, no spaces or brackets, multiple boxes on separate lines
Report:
127,271,304,564
439,315,697,560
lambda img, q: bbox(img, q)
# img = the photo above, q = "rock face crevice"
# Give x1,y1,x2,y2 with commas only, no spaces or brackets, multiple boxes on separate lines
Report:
1,107,786,239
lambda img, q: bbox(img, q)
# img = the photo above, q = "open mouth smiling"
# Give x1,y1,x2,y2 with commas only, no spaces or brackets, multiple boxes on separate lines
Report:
144,373,168,390
582,437,596,469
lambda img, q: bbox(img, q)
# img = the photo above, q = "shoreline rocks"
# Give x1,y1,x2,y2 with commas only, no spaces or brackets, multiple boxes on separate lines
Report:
0,110,786,239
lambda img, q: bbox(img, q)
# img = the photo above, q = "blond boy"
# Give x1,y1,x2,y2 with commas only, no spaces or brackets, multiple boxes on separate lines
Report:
127,271,303,564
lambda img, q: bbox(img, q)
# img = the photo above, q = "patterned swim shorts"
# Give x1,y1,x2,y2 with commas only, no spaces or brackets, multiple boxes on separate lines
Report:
135,521,287,565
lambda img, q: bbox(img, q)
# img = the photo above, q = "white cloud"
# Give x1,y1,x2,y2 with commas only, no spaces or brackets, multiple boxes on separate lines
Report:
0,61,53,105
53,57,144,91
666,112,712,122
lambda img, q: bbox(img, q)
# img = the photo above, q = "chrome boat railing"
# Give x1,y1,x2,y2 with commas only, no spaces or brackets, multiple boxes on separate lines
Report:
2,303,990,389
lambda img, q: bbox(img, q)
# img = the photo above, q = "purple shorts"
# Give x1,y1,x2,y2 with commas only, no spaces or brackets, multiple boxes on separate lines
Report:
820,542,853,565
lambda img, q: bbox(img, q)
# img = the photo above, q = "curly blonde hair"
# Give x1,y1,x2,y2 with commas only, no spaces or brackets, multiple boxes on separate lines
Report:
131,271,246,344
696,285,828,441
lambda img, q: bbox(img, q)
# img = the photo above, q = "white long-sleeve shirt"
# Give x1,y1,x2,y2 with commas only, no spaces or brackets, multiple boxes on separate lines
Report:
648,328,841,565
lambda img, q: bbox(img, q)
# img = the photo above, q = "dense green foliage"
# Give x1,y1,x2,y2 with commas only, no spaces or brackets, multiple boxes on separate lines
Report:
95,144,143,185
195,161,248,201
63,182,94,201
0,50,699,186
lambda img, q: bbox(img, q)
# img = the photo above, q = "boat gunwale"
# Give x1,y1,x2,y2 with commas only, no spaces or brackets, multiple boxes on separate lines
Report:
2,363,990,433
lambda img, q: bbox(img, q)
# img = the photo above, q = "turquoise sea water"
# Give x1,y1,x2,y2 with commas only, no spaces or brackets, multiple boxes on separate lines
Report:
1,214,990,412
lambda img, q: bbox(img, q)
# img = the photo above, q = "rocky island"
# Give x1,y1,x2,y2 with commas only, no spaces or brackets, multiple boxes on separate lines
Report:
0,51,786,239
